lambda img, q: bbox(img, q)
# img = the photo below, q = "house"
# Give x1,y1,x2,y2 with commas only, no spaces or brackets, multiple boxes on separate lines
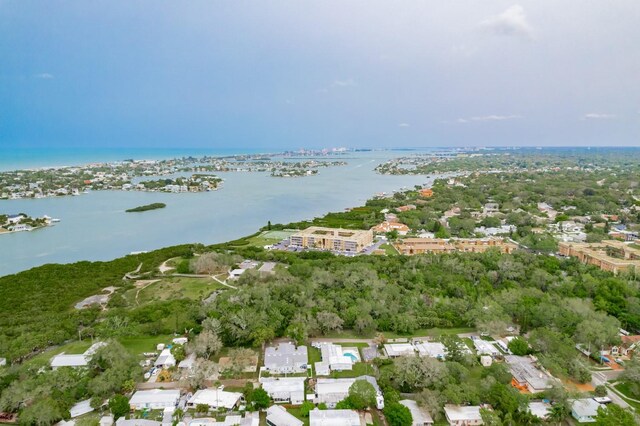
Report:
396,205,417,213
187,388,243,410
361,344,379,362
50,342,106,369
115,420,161,426
313,343,358,375
483,203,500,215
528,401,551,421
70,399,94,418
384,343,416,357
266,405,303,426
505,355,553,393
400,399,434,426
210,413,259,426
609,335,640,358
371,221,410,235
571,399,602,423
472,339,500,357
480,356,493,367
172,337,188,345
99,416,114,426
414,341,446,360
419,188,434,198
178,353,197,371
443,405,484,426
6,214,23,224
264,342,308,374
229,269,246,279
309,409,361,426
315,376,384,409
154,348,176,368
260,377,305,405
129,389,180,410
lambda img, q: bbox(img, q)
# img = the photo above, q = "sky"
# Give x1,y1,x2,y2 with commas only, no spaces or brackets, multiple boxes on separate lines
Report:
1,1,639,150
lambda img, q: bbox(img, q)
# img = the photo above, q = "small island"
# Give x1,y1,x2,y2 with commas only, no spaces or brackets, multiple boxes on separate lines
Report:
125,203,167,213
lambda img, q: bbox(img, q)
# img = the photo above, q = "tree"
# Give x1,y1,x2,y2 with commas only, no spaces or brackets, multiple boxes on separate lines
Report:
109,394,130,420
195,403,209,413
393,356,446,392
183,359,218,390
547,403,569,425
316,311,344,334
507,337,530,356
383,402,413,426
594,385,607,397
300,400,315,417
480,408,503,426
191,330,223,359
171,344,186,363
347,380,377,409
595,404,637,425
251,388,270,409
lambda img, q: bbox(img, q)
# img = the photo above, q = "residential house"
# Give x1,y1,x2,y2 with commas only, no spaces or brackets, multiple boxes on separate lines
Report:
260,377,305,405
154,348,176,368
443,405,483,426
419,188,434,198
528,402,551,421
483,203,500,216
571,399,602,423
50,342,106,369
371,221,410,235
129,389,180,410
314,376,384,409
414,341,446,360
609,335,640,358
115,420,161,426
313,342,357,375
396,205,417,213
187,388,243,410
309,409,361,426
266,405,303,426
384,343,416,357
472,338,500,357
505,355,554,393
70,400,94,418
400,400,434,426
264,342,308,374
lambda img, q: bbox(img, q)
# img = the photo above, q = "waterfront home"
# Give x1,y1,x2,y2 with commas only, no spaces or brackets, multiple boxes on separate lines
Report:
444,405,483,426
266,405,303,426
264,342,308,374
129,389,180,410
309,408,361,426
400,399,434,425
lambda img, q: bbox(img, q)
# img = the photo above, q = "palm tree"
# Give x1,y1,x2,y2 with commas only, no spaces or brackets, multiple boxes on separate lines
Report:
548,403,569,426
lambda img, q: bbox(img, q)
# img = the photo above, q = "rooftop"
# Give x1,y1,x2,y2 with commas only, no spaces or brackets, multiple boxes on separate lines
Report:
309,409,361,426
400,399,434,424
444,405,483,422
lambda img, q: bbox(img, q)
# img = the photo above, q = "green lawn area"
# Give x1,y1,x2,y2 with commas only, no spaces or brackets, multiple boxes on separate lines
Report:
117,334,174,356
286,406,310,426
379,243,399,255
135,276,224,304
326,362,376,378
245,230,296,248
29,340,94,364
322,329,375,339
613,382,640,409
383,327,475,339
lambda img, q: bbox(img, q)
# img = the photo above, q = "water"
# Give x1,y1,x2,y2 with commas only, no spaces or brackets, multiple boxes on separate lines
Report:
0,150,435,276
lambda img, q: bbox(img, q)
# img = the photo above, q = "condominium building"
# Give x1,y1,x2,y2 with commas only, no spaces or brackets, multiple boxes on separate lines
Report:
394,237,518,256
558,240,640,274
289,227,373,253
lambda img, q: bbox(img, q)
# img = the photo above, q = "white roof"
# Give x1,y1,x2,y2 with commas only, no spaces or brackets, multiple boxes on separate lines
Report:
316,376,381,398
572,399,602,417
178,353,196,369
444,405,482,422
266,405,303,426
528,402,551,419
155,348,176,367
51,354,88,368
317,343,354,369
99,416,114,426
309,409,360,426
400,400,433,425
129,389,180,406
188,388,242,409
70,399,94,418
261,377,306,394
473,339,500,356
264,342,308,370
115,420,161,426
414,342,446,359
384,343,415,357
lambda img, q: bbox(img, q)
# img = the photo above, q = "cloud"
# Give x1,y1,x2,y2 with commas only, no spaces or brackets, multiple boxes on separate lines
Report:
398,123,410,127
331,78,356,88
582,113,616,120
479,5,534,39
456,114,522,123
34,73,54,79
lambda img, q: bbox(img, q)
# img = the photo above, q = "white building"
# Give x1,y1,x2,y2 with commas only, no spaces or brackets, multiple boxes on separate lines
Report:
50,342,106,369
444,405,483,426
505,355,554,393
264,342,308,374
571,399,602,423
266,405,303,426
129,389,180,410
261,377,305,405
472,339,500,357
400,400,434,426
315,376,384,409
414,341,446,359
116,420,161,426
154,348,176,368
528,401,551,421
187,388,243,410
309,409,361,426
313,343,358,375
384,343,415,357
70,399,94,418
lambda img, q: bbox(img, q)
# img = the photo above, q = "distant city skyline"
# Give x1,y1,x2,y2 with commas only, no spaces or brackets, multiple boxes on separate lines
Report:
1,1,639,149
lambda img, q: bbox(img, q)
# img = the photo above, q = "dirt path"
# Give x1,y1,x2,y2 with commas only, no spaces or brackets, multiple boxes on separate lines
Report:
158,259,175,274
212,273,237,290
134,279,160,305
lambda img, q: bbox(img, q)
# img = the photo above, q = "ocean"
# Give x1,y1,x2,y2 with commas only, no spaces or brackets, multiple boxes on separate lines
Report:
0,149,434,276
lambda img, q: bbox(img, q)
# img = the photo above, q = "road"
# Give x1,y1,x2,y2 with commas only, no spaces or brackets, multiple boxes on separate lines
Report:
591,371,631,410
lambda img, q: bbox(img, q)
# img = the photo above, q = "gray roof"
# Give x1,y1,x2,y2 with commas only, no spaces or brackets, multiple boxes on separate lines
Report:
264,342,308,370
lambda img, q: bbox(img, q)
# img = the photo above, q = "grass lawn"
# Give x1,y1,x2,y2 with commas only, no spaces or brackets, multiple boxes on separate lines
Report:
29,340,94,364
379,243,399,255
613,382,640,409
245,230,296,248
286,406,310,426
327,362,376,378
322,330,375,339
383,327,475,339
136,276,224,304
117,334,174,356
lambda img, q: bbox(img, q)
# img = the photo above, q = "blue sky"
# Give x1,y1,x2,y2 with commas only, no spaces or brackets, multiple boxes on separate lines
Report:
1,1,639,149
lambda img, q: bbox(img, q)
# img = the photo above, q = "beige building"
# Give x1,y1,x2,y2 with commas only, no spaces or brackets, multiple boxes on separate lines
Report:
394,237,518,256
558,240,640,274
290,227,373,253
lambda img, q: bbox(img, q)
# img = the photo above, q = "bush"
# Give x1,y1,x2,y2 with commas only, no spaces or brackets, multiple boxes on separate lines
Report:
383,402,413,426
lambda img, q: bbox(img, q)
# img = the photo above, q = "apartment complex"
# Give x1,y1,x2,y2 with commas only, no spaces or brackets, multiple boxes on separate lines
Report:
558,240,640,274
289,227,373,253
394,237,518,256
